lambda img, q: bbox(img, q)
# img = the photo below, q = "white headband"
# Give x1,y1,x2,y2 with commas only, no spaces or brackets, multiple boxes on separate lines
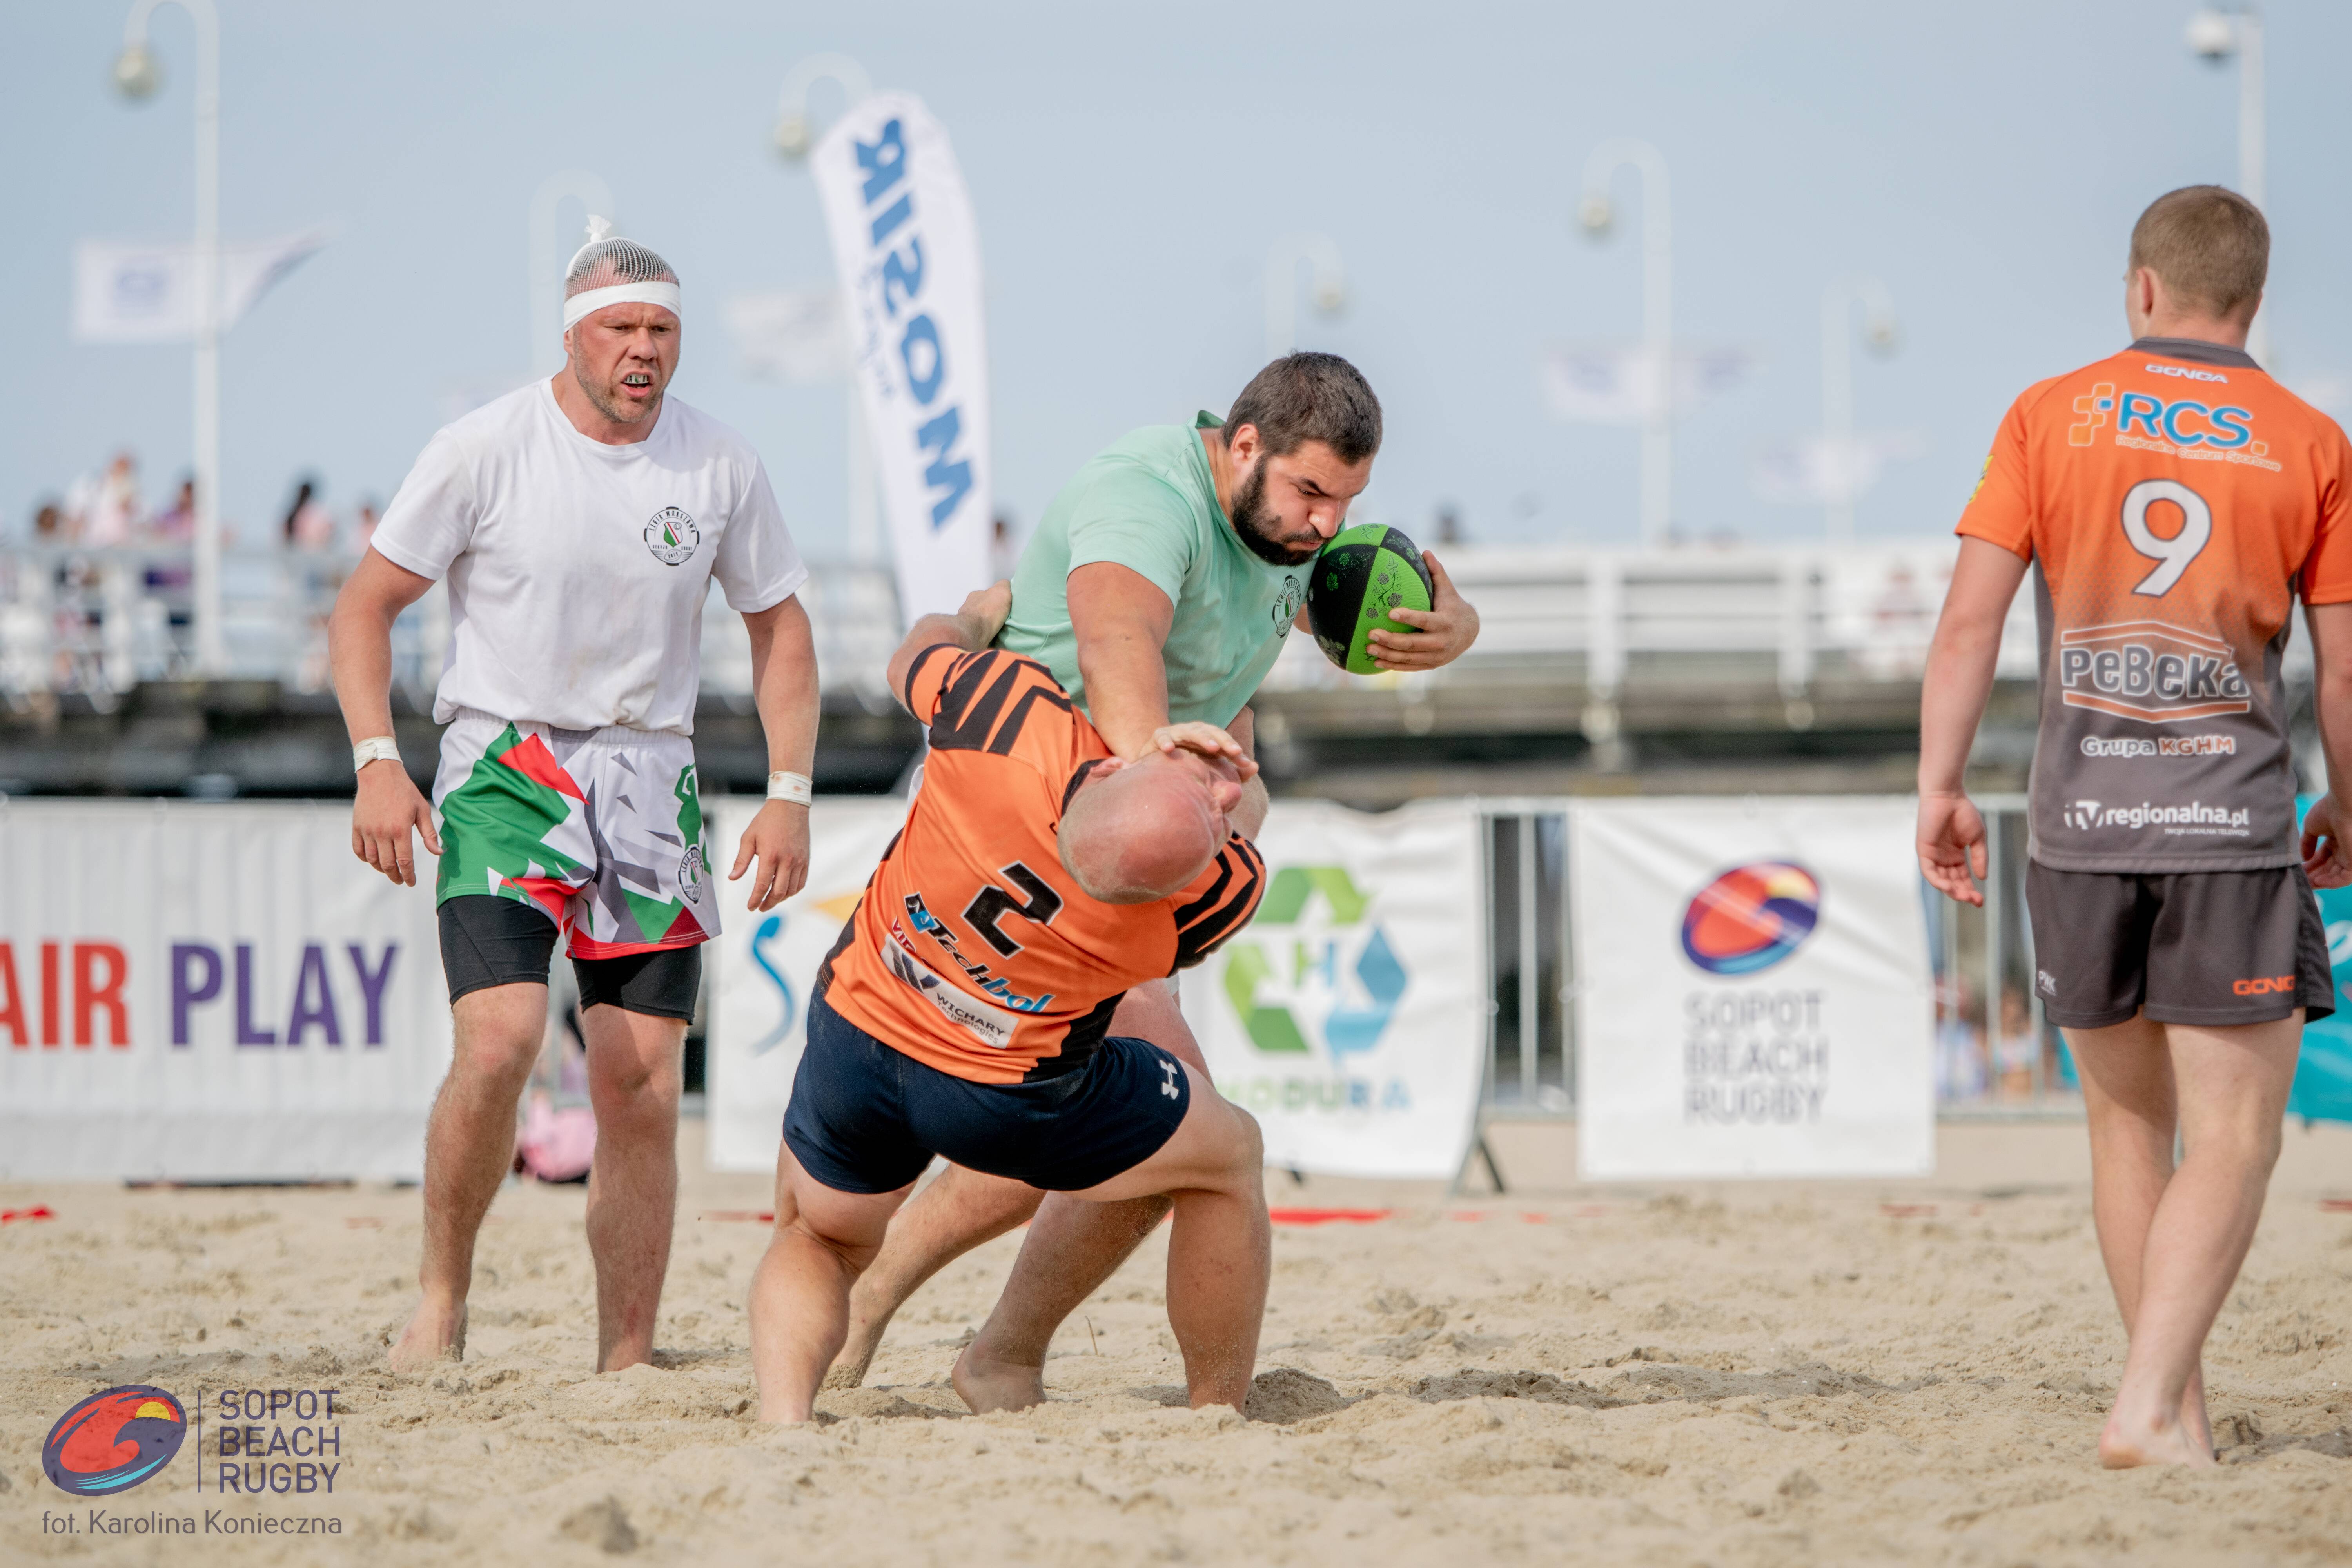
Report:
563,281,682,330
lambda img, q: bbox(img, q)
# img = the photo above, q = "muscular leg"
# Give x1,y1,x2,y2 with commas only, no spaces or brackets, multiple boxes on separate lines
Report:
579,1003,686,1372
2095,1012,2299,1468
750,1143,911,1422
389,983,547,1371
2069,1013,2210,1453
956,1059,1268,1412
831,981,1200,1387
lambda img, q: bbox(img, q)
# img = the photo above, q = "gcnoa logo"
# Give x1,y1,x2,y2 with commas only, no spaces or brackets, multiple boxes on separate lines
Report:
644,506,700,566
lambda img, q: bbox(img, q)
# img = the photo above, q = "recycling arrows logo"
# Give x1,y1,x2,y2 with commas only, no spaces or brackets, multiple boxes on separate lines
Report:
1220,866,1407,1062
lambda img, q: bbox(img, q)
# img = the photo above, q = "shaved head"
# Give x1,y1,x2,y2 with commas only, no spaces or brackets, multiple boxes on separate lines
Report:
1058,750,1246,904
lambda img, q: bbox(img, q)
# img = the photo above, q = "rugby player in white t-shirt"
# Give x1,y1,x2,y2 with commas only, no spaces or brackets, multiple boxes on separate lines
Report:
329,224,818,1374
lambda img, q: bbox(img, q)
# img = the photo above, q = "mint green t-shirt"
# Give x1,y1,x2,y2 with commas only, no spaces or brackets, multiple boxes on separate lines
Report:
998,412,1305,728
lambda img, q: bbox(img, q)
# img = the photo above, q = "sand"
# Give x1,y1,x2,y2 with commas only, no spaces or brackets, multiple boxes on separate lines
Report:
4,1118,2350,1567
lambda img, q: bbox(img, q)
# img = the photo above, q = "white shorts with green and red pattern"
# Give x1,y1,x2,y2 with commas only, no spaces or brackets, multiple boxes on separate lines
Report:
430,708,719,957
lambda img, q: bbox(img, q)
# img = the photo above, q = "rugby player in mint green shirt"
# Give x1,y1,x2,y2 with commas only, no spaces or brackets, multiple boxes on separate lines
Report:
829,355,1481,1406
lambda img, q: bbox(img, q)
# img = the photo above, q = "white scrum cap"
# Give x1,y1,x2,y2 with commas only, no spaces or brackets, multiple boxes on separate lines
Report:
562,217,681,329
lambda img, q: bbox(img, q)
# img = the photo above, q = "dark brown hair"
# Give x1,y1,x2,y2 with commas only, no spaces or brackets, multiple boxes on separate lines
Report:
1226,352,1382,464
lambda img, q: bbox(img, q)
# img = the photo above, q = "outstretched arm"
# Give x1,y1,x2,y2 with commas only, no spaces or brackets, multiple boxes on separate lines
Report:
885,581,1012,716
1916,538,2030,906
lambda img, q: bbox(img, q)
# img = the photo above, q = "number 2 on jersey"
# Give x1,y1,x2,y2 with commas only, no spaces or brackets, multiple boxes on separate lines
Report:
2121,478,2212,597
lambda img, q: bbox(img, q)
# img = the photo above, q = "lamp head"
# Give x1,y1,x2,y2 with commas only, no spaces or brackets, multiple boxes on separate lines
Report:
2186,9,2238,60
112,44,160,100
773,112,813,161
1865,314,1901,355
1312,279,1346,312
1577,193,1614,238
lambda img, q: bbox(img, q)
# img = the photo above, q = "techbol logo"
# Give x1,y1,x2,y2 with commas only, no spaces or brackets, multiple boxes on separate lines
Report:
42,1385,188,1496
1679,862,1822,977
644,505,700,566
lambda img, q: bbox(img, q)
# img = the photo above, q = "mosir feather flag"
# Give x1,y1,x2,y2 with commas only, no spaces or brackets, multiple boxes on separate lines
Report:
810,93,992,626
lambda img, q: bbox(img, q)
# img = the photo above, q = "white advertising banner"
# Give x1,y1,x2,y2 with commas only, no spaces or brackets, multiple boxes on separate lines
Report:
72,231,328,343
1572,798,1934,1180
1181,800,1486,1180
810,93,992,626
704,796,909,1172
0,801,450,1180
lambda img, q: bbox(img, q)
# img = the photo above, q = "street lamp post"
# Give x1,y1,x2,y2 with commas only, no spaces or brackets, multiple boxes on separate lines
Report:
113,0,223,675
530,172,615,378
1262,234,1347,362
2188,5,2267,364
1579,139,1673,548
772,53,879,566
1821,275,1899,544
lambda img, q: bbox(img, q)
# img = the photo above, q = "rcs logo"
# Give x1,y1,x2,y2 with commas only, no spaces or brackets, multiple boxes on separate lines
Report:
2070,383,2116,446
2070,380,2256,450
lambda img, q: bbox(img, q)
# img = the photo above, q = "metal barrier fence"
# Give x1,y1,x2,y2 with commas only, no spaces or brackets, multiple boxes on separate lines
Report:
1468,795,2079,1187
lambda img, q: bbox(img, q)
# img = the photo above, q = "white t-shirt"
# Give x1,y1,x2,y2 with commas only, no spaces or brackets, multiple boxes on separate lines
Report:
372,381,808,735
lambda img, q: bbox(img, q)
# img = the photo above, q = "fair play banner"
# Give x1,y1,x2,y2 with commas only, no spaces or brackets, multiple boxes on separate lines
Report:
0,801,449,1180
1181,800,1486,1180
810,92,992,626
1571,798,1934,1180
703,796,909,1172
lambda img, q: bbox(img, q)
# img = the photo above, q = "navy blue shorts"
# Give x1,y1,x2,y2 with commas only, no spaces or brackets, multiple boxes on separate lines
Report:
784,994,1191,1195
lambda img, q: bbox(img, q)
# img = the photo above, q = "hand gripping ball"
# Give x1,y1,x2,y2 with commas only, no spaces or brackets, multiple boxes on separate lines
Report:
1306,524,1436,675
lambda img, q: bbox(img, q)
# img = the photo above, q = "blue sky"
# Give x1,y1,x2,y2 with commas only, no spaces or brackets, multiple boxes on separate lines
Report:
8,0,2348,559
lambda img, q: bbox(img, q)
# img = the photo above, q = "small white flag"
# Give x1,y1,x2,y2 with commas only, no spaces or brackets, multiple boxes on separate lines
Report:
1539,343,1756,426
72,230,328,343
1750,431,1929,506
725,288,850,384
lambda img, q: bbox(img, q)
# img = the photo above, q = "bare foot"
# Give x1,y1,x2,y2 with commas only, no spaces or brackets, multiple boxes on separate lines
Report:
2100,1406,2218,1469
951,1341,1046,1414
388,1299,466,1372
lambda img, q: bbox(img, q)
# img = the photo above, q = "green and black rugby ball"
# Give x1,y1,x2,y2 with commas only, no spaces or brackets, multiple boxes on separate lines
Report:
1306,524,1436,674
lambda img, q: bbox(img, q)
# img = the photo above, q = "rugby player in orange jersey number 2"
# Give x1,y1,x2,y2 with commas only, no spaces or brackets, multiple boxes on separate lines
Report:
747,582,1274,1422
1919,185,2352,1468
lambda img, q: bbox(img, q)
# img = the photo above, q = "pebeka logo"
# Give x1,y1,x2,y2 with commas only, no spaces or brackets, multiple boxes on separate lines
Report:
1679,862,1821,976
643,505,700,566
42,1386,187,1496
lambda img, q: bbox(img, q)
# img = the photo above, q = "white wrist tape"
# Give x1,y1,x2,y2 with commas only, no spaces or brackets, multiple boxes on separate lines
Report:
352,736,402,773
766,771,813,805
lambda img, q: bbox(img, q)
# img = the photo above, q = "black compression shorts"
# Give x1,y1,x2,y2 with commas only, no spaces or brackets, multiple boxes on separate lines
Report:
437,895,702,1020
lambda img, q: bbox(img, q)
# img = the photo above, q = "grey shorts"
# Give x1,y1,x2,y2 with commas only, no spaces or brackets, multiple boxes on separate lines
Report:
2026,861,2334,1029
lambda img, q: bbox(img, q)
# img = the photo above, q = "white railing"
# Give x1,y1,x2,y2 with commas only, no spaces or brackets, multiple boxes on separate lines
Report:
5,539,2314,711
0,546,903,709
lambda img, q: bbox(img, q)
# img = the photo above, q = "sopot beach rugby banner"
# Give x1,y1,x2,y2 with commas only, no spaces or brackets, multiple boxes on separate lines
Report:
811,92,993,626
0,801,450,1180
1572,798,1935,1180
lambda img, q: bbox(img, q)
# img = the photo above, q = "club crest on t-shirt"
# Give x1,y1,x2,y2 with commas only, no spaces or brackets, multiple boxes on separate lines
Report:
1271,574,1303,636
644,506,701,566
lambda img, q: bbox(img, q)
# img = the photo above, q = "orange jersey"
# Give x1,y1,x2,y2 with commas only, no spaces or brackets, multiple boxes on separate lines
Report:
1958,337,2352,871
817,646,1265,1084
